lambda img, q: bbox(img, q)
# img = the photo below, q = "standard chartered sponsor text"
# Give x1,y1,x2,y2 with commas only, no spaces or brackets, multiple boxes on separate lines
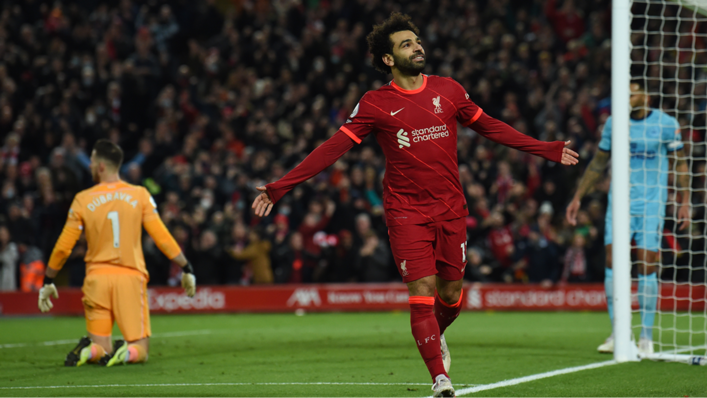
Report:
411,124,449,142
484,289,606,307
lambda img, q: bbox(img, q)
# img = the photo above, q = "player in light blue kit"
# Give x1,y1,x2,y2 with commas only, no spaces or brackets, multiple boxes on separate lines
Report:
566,80,690,355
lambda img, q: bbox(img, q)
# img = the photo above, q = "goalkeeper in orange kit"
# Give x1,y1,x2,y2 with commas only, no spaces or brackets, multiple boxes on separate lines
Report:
38,139,196,367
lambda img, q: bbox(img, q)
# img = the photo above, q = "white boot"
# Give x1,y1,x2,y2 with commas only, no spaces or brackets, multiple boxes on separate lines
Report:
440,334,451,373
432,374,455,397
597,334,614,353
638,337,654,357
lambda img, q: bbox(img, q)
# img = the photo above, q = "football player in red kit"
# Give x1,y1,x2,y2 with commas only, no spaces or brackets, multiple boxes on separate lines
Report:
252,12,579,397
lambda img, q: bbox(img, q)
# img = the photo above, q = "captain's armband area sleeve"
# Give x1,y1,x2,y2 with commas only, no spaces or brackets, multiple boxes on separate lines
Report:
340,95,375,144
448,79,483,126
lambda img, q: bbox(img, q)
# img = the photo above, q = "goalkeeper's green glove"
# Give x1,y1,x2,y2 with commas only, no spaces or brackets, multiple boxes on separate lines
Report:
38,276,59,313
181,261,196,298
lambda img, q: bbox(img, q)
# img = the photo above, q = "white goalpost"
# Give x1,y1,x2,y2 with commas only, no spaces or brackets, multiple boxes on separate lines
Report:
614,0,707,365
612,0,638,364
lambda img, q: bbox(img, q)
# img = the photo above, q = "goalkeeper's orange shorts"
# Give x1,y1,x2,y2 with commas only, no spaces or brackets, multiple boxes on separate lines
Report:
81,264,151,342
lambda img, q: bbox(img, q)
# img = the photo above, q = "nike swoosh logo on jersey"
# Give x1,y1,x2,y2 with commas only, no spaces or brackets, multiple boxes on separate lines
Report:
390,108,404,116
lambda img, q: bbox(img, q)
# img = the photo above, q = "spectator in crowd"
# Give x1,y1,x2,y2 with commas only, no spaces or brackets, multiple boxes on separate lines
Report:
562,232,590,283
297,199,335,282
513,226,560,286
6,202,34,246
18,238,45,292
0,225,19,291
192,229,224,285
271,231,310,284
0,0,703,288
324,229,358,283
464,246,500,283
228,221,249,284
487,211,516,278
228,227,273,284
355,230,392,283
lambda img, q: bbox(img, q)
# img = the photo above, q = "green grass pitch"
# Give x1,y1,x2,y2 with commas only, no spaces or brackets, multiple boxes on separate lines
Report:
0,312,705,397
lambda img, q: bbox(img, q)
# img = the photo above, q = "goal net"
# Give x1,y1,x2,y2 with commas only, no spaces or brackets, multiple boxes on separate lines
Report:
628,0,707,363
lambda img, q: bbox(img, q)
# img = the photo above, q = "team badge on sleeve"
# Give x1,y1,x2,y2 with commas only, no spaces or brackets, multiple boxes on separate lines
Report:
149,195,159,213
346,103,360,123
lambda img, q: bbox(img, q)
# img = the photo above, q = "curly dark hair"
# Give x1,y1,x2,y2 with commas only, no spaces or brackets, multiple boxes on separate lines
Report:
366,12,421,75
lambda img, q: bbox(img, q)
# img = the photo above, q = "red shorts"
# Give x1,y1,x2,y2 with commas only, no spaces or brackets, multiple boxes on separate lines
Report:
388,217,467,283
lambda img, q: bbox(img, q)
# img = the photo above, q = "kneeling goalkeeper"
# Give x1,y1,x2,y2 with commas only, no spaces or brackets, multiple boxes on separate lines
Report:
38,139,196,366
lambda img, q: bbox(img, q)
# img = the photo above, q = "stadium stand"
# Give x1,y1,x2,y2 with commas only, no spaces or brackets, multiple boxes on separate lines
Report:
2,0,695,290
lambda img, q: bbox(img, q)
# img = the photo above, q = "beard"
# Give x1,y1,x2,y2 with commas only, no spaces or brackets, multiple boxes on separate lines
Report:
91,168,100,183
630,103,648,119
393,52,425,76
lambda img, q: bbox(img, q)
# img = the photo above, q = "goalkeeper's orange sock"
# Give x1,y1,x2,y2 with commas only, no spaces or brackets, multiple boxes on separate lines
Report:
87,343,107,363
434,289,463,336
126,344,148,363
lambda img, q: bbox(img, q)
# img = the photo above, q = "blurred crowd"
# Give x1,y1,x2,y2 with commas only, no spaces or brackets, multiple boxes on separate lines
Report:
0,0,705,291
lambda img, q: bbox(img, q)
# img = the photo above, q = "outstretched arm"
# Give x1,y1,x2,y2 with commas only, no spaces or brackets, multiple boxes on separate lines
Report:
253,131,354,217
669,148,691,230
470,113,579,165
566,150,611,225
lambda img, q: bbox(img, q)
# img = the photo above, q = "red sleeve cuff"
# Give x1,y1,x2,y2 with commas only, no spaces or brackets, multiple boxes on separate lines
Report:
548,141,565,163
265,185,281,205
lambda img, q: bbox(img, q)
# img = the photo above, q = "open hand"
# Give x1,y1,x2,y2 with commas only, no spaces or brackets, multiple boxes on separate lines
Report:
181,272,196,298
561,141,579,166
566,197,581,226
38,284,59,313
677,204,691,231
252,186,273,217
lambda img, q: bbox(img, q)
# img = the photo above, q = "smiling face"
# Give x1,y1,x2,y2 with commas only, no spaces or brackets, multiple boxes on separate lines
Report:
385,30,425,76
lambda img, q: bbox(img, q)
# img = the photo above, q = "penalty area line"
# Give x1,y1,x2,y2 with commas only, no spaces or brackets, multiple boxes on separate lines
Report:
448,359,617,397
0,330,213,349
0,382,464,390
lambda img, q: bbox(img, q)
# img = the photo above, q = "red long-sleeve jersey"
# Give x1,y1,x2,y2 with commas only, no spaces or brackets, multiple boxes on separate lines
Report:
267,74,564,226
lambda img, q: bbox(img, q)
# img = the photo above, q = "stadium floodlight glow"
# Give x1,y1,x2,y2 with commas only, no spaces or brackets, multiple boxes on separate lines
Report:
616,0,707,364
